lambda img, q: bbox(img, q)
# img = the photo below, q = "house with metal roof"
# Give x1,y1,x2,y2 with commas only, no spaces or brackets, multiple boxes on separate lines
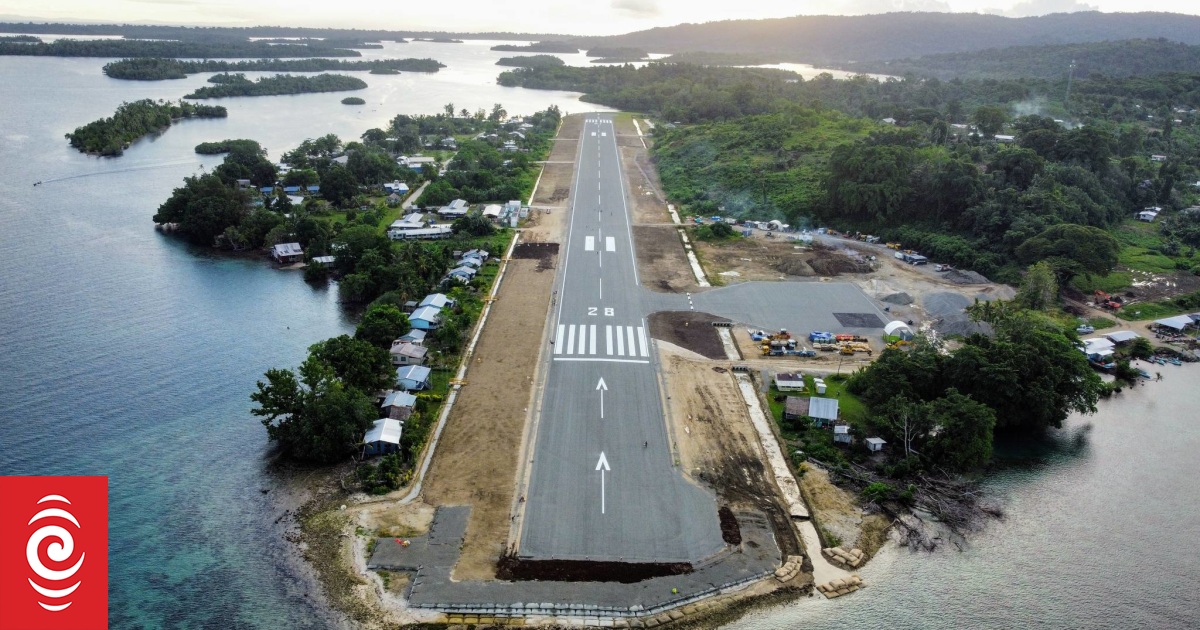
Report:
390,341,428,366
397,329,426,346
1154,315,1195,331
310,255,335,265
362,418,403,456
380,390,417,421
783,396,839,426
865,437,886,452
833,424,851,444
419,293,455,309
774,372,805,391
272,242,304,264
396,365,432,391
408,306,442,330
437,199,470,217
1104,330,1140,344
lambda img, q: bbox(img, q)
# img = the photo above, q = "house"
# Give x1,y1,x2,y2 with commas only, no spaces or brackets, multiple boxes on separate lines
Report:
235,178,252,189
409,306,442,330
483,204,502,219
272,242,304,264
441,137,457,149
1104,330,1140,344
398,329,426,346
390,341,428,366
502,140,518,152
457,256,483,269
306,185,320,194
332,155,349,166
1082,337,1116,361
464,249,490,261
310,255,335,265
884,320,915,341
437,199,470,218
388,226,452,241
362,418,403,456
865,437,887,452
380,390,417,421
396,365,432,391
260,186,275,195
1150,154,1168,162
383,181,410,195
1138,207,1161,222
446,266,477,283
783,396,839,426
833,424,851,444
283,185,301,194
774,372,805,391
994,134,1015,143
880,117,896,125
419,293,455,309
387,193,403,205
399,155,437,170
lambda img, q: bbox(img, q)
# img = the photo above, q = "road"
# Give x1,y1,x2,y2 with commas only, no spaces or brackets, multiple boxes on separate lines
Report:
518,114,725,563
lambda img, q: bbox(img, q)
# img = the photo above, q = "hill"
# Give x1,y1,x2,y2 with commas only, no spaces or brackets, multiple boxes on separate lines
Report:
834,39,1200,80
573,12,1200,63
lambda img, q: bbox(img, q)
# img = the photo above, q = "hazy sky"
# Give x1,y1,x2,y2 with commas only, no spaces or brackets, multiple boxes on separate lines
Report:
2,0,1197,35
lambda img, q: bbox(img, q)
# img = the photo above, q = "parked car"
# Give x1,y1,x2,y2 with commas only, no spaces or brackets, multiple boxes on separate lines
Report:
1076,324,1095,334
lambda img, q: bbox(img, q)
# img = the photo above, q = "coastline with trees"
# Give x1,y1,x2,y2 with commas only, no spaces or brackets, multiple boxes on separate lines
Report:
103,57,444,81
66,99,227,156
184,73,367,99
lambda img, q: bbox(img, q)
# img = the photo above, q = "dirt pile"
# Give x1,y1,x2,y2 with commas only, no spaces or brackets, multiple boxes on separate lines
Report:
881,292,914,305
648,311,728,359
944,269,990,284
718,506,743,545
806,244,874,276
496,555,691,583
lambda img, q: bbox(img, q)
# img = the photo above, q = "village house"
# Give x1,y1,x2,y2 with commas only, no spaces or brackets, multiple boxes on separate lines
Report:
408,305,442,330
272,242,304,264
397,329,426,346
783,396,839,428
380,390,416,421
833,424,851,445
437,199,470,218
419,293,455,309
1138,207,1161,222
865,437,887,452
773,372,805,391
362,418,403,457
390,341,428,366
395,365,432,391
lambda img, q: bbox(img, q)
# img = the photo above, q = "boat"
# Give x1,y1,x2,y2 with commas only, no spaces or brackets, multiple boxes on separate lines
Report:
1168,357,1182,366
1137,369,1152,379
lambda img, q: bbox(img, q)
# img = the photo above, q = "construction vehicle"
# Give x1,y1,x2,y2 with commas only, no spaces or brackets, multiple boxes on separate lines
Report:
840,342,874,355
886,340,912,350
834,334,869,343
886,242,902,250
1094,290,1123,310
814,342,840,352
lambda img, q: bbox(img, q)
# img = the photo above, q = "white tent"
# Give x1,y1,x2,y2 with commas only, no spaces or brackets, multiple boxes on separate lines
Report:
884,320,914,340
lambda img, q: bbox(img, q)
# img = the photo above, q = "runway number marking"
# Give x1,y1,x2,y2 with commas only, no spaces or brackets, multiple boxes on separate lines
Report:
587,307,615,317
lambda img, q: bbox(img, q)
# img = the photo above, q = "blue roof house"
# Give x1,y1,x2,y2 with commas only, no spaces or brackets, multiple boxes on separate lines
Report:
306,185,320,194
419,293,456,309
396,365,432,391
283,185,301,194
409,306,442,330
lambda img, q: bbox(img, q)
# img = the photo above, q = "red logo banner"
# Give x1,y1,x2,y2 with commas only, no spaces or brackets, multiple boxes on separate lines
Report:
0,476,108,630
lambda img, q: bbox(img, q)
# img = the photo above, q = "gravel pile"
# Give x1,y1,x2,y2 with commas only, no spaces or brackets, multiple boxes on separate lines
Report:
923,292,972,318
881,292,914,305
944,269,991,285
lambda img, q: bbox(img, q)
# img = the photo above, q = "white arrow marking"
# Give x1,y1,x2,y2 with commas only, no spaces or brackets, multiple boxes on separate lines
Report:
596,377,608,418
595,451,611,514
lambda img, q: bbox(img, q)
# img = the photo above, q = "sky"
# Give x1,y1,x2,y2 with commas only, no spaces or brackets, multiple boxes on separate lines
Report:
1,0,1197,35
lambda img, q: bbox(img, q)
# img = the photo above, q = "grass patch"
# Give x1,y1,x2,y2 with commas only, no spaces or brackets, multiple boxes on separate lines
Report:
1072,271,1133,294
1117,301,1189,321
1085,316,1117,330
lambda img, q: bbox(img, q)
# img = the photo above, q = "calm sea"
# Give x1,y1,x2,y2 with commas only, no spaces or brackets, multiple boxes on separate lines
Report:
0,39,1196,629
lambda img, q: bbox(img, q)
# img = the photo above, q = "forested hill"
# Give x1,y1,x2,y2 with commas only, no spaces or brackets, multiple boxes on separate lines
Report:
573,12,1200,63
835,39,1200,80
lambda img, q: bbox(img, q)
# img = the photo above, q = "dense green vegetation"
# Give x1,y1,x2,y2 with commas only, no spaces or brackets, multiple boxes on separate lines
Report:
571,12,1200,63
585,46,647,60
659,51,774,66
503,62,1200,282
836,39,1200,80
195,139,262,155
0,35,39,43
0,38,361,58
103,57,444,80
341,97,366,105
491,41,578,53
0,22,549,44
495,55,565,69
847,307,1102,473
66,99,227,156
184,73,367,99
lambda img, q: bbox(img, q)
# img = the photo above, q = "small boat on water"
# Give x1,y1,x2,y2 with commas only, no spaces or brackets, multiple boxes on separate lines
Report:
1168,357,1182,366
1138,369,1152,379
32,181,41,186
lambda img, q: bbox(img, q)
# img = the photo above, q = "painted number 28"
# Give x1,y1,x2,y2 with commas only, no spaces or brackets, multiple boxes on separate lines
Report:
588,307,615,317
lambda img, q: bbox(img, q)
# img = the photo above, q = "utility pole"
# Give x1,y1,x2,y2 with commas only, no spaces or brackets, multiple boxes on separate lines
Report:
1064,60,1077,110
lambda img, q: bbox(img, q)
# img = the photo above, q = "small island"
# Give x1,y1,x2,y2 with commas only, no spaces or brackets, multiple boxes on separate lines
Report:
491,40,578,53
66,99,227,156
103,57,444,81
341,96,366,105
414,37,463,43
496,54,565,69
586,46,649,63
184,73,367,99
0,38,361,59
195,139,262,155
0,34,40,43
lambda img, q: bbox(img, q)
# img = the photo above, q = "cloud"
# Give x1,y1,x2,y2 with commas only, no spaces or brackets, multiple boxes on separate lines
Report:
1003,0,1098,17
611,0,661,17
832,0,953,15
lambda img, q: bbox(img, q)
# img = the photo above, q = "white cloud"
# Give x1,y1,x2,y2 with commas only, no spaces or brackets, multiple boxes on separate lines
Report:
611,0,662,17
1003,0,1098,16
832,0,954,14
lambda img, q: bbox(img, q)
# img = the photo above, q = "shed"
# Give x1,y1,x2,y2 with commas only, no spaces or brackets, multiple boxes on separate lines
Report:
390,341,428,366
272,242,304,264
865,437,886,452
1155,315,1194,331
884,321,915,341
437,199,470,217
398,329,426,346
362,418,403,456
380,390,417,420
1104,330,1140,344
409,306,442,330
783,396,810,421
311,255,335,265
419,293,455,309
833,424,851,444
483,204,502,219
396,365,432,391
808,397,840,423
1137,209,1159,222
774,372,805,391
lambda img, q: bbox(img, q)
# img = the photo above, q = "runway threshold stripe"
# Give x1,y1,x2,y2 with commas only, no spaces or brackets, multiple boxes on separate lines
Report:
637,327,648,357
566,325,576,355
590,325,597,355
553,358,650,364
555,325,564,355
626,327,636,358
616,327,625,356
606,325,613,355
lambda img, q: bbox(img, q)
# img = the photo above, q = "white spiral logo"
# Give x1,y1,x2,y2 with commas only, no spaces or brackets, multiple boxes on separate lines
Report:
26,494,85,612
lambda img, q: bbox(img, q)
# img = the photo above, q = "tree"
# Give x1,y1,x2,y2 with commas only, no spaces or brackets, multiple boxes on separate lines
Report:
972,105,1008,137
452,213,496,237
355,303,410,348
1016,224,1120,284
921,389,995,471
320,165,359,207
306,335,394,392
489,103,507,121
250,361,378,464
1016,260,1058,310
283,168,319,188
443,102,455,117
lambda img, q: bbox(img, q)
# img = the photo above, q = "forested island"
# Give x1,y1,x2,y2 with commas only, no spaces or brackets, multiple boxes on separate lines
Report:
341,97,366,105
491,41,578,53
184,74,367,99
585,46,648,62
0,38,362,58
66,99,227,156
0,35,39,43
834,39,1200,80
195,139,263,155
103,57,444,80
495,55,565,68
